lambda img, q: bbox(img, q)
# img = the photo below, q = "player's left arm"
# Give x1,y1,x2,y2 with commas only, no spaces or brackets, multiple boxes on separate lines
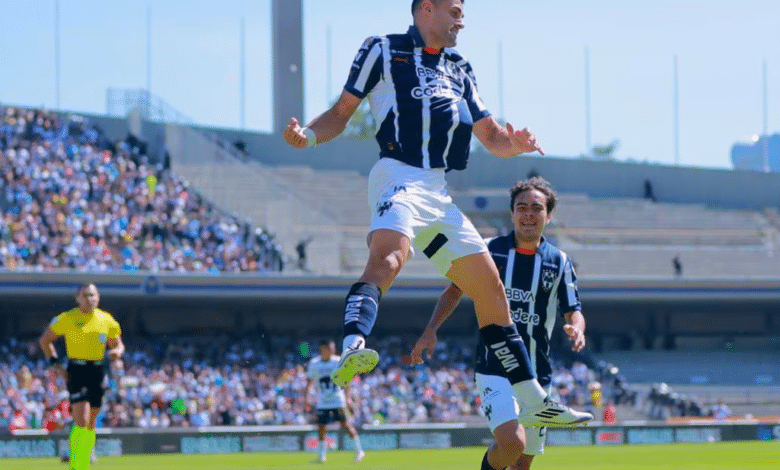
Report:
473,115,545,158
563,310,586,352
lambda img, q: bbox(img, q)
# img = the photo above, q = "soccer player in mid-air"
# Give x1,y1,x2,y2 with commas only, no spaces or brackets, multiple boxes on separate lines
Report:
283,0,592,429
305,340,366,463
412,177,588,470
39,283,125,470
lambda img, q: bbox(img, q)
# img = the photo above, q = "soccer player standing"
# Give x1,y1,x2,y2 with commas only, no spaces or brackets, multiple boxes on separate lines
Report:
283,0,590,428
39,283,124,470
305,340,366,463
412,177,588,470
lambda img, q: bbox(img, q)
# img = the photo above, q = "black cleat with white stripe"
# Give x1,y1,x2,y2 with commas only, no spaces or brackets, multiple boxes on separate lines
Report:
519,397,594,427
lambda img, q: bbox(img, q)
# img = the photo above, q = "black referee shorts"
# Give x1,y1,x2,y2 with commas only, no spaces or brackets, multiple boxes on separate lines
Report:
66,361,105,408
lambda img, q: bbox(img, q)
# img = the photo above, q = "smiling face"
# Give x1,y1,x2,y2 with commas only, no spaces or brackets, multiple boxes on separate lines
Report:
511,188,552,249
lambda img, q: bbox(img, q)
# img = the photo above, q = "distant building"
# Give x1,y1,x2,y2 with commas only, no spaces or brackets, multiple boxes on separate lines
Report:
731,134,780,171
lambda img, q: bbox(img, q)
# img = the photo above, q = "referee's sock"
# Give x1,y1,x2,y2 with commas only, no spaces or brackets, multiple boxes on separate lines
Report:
83,427,96,469
342,282,381,351
69,425,85,470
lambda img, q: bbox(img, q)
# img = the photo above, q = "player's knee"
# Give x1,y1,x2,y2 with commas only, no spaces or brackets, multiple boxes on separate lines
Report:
368,251,405,278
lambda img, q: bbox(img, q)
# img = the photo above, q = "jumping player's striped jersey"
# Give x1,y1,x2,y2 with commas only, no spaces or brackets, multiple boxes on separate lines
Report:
344,25,490,171
474,234,582,386
306,355,347,410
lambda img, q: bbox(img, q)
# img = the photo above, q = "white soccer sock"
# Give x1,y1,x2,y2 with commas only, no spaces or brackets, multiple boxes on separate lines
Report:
318,440,326,458
512,379,548,410
343,335,365,352
353,435,363,454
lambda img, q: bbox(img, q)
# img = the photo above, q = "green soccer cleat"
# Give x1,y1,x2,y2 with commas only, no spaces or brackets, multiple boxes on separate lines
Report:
331,348,379,387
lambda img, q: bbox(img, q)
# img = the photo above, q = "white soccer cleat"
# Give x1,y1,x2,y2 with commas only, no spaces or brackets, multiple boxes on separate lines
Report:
355,450,366,462
331,348,379,387
518,397,594,427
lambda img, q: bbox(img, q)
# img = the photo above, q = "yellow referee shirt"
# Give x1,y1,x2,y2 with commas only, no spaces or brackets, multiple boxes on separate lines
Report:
49,308,121,361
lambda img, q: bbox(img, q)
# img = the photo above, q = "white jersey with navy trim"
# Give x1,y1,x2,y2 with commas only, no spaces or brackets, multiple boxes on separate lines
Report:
306,355,347,410
344,25,490,171
474,234,582,386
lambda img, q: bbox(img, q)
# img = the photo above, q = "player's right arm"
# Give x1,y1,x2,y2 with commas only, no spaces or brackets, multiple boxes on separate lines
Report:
283,90,363,149
39,324,65,377
305,377,314,412
284,37,382,149
410,283,464,365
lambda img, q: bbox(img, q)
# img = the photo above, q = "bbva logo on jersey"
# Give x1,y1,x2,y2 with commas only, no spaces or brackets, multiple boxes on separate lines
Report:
506,287,535,303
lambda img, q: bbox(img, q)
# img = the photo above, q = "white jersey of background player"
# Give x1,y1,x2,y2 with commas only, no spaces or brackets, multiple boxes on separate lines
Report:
305,340,365,463
307,346,347,410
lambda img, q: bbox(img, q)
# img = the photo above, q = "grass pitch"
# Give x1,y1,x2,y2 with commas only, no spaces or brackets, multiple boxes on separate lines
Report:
2,441,778,469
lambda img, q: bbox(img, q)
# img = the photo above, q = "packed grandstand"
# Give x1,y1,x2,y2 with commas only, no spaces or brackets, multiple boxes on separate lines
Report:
0,104,777,439
0,105,284,273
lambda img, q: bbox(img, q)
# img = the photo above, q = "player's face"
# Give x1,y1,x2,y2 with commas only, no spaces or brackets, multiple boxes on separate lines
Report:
512,189,551,243
319,344,332,359
430,0,464,48
76,285,100,312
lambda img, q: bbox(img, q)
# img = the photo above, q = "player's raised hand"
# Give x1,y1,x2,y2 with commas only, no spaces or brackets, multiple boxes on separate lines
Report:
410,328,437,365
564,324,586,352
282,117,310,149
506,122,545,156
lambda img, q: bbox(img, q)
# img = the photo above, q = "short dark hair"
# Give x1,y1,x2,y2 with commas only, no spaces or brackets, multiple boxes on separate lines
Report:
412,0,464,15
319,340,334,348
510,177,557,214
76,283,97,295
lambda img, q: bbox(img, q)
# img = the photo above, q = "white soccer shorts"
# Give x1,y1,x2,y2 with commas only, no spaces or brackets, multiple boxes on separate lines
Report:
367,158,486,276
475,373,548,456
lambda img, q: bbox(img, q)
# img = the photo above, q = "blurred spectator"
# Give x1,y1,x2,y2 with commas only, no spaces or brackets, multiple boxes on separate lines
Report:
0,104,284,273
673,255,683,277
643,179,657,202
710,400,732,420
0,335,606,430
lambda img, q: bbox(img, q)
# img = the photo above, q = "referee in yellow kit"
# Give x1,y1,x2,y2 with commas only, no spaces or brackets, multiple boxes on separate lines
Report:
39,283,124,470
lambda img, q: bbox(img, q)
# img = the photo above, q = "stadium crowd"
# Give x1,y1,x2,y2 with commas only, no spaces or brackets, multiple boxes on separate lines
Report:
0,335,607,432
0,104,284,273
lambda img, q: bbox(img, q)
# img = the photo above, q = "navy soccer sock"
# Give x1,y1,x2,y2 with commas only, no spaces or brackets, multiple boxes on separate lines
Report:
479,323,536,384
342,282,381,340
480,449,499,470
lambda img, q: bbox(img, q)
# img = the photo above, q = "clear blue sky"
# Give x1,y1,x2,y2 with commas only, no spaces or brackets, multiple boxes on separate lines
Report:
1,0,778,169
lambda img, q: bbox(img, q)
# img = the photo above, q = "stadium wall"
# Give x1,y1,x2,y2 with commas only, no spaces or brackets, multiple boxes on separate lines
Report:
1,272,779,359
75,112,780,211
202,128,780,211
2,421,779,458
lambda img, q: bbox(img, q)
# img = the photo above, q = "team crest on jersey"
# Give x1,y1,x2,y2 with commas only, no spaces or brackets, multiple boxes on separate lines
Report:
541,269,556,292
98,333,107,344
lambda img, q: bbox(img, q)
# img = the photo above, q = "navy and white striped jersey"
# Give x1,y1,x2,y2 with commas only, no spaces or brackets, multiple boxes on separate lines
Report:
343,25,490,171
474,234,582,387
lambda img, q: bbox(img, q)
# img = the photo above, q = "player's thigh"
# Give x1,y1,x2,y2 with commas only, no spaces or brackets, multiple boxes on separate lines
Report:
447,251,508,328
